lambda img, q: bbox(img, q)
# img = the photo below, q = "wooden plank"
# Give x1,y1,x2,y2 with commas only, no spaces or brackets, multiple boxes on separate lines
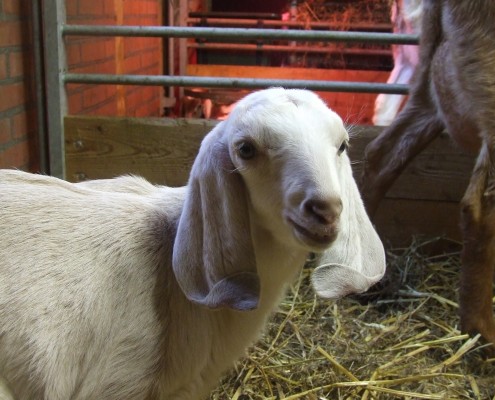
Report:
348,126,475,203
64,115,476,248
374,198,462,248
65,116,215,186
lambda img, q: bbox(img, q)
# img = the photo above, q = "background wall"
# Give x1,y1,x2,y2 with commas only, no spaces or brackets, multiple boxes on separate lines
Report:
0,1,38,171
0,0,164,172
66,0,163,117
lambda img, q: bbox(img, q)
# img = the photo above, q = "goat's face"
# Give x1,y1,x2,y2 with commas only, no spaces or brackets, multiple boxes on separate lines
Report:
226,88,349,252
174,88,385,309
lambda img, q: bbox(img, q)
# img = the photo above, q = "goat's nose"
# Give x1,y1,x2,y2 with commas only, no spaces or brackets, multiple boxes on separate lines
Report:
303,197,343,224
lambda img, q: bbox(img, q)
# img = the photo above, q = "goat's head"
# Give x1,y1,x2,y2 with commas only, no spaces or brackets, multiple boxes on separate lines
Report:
173,88,386,310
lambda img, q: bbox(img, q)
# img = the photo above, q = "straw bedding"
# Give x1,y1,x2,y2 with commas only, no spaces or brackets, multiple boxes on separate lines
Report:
209,238,495,400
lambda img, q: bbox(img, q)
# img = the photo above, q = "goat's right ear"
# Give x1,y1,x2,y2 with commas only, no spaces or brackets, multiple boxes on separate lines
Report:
311,157,386,299
172,123,260,311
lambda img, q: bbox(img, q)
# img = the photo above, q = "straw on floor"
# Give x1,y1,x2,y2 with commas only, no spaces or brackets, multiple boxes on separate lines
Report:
209,237,495,400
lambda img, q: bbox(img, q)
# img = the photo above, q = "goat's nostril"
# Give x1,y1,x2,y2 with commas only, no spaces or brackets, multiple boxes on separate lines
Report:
304,197,342,224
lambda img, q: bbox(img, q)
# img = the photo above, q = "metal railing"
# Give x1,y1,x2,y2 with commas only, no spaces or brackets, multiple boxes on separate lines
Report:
44,3,419,178
62,24,416,94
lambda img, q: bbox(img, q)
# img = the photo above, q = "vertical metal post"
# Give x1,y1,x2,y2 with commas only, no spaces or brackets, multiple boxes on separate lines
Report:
178,0,188,101
166,0,176,107
32,0,49,174
43,0,67,178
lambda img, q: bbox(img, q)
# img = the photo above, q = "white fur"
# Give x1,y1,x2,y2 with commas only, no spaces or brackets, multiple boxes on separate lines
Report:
0,88,385,399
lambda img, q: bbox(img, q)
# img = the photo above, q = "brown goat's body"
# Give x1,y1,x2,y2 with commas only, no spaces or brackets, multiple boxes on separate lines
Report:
362,0,495,352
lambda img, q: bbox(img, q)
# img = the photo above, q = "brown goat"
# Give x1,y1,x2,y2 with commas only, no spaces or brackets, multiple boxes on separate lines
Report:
361,0,495,352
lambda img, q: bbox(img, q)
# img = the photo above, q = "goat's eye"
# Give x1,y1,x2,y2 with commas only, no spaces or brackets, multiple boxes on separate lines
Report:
237,141,256,160
337,140,348,155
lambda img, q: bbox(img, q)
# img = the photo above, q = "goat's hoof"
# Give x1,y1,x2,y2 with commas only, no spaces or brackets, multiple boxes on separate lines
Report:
461,322,495,357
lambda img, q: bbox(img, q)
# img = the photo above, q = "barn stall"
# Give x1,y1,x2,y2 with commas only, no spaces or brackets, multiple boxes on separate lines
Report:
51,0,472,248
9,0,495,398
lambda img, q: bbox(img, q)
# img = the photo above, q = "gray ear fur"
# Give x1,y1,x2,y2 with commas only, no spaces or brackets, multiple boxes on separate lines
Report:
312,158,386,299
172,123,260,310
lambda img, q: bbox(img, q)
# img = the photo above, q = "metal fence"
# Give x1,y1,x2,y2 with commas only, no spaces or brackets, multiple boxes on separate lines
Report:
43,1,418,178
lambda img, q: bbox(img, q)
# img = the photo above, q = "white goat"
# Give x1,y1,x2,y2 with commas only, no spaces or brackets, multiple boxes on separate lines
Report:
0,88,385,400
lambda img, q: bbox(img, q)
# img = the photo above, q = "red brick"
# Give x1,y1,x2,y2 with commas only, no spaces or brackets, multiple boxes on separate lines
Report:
82,86,110,109
67,91,84,115
124,53,142,73
0,83,26,112
103,0,117,15
66,0,78,17
92,101,118,116
80,40,111,63
3,0,23,15
0,54,7,80
0,118,12,146
105,85,118,99
0,21,23,47
11,110,28,140
66,42,82,67
78,2,105,16
0,140,30,169
73,58,116,75
8,50,25,78
123,37,142,54
135,99,160,117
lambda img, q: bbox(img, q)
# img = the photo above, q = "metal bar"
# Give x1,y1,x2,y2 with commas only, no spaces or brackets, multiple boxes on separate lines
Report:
189,42,391,56
62,25,419,45
189,11,281,20
64,73,409,95
178,0,188,101
187,18,393,32
44,0,67,178
32,0,48,174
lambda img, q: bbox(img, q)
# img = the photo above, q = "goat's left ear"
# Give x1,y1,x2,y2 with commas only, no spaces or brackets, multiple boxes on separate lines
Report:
172,123,260,311
311,159,386,299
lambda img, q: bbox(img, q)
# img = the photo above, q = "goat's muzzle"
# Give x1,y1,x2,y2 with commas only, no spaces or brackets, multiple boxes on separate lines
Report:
286,195,342,250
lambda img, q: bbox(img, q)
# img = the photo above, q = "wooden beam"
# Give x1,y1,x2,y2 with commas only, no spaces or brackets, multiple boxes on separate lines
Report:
65,115,475,247
65,116,214,186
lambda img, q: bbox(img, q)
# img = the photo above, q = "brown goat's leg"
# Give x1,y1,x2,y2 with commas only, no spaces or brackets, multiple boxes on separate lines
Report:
360,0,445,218
361,107,444,218
460,143,495,353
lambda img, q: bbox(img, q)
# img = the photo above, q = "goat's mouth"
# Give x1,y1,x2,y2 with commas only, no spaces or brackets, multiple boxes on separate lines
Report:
288,218,338,249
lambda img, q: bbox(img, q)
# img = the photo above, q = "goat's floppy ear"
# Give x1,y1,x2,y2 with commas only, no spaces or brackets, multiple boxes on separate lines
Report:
172,123,260,311
312,160,386,299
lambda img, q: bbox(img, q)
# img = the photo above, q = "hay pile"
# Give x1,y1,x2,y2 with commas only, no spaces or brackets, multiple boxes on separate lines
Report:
295,0,391,28
288,0,393,70
209,238,495,399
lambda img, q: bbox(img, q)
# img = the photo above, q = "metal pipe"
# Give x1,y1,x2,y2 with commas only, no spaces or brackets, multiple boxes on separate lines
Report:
62,25,419,45
44,0,68,178
187,18,393,32
32,0,48,174
64,73,409,95
189,42,391,57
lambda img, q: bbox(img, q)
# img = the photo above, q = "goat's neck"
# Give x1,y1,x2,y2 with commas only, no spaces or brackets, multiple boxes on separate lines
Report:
251,222,308,310
158,221,308,399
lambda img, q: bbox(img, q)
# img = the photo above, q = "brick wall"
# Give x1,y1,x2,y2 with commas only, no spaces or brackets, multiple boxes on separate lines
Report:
0,0,163,171
66,0,163,117
0,0,39,171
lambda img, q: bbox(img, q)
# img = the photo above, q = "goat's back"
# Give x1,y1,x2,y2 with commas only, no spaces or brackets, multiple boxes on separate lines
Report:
0,170,184,399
